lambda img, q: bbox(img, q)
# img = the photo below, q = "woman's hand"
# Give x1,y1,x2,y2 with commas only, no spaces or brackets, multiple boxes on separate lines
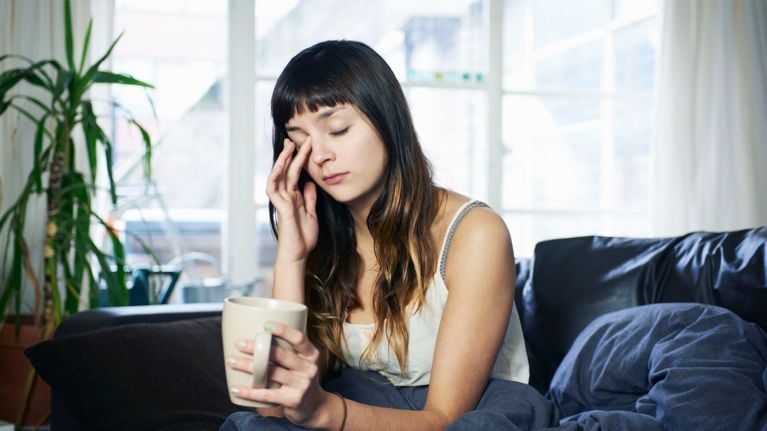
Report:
227,322,339,429
267,137,319,263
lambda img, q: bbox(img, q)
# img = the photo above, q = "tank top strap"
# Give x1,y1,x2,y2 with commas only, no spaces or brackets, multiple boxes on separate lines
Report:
438,200,489,280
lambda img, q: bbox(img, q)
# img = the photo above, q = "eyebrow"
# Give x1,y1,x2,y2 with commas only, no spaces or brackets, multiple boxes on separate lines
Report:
286,106,343,132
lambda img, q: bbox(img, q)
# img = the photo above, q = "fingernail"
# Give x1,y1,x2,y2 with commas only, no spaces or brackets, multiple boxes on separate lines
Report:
226,356,237,365
264,322,276,331
230,387,241,394
236,339,247,349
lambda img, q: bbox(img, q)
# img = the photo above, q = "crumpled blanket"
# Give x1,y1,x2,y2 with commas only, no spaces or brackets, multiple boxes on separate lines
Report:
547,303,767,431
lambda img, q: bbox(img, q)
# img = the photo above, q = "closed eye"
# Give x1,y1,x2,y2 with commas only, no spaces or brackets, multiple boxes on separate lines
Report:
331,127,349,137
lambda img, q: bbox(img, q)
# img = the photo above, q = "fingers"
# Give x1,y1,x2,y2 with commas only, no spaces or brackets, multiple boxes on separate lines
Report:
232,325,318,374
230,343,308,372
286,136,312,192
267,139,295,198
264,322,319,360
229,385,303,410
303,181,317,218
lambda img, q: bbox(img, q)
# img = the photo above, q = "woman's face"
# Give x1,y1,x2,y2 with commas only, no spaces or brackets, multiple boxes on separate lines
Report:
285,103,388,212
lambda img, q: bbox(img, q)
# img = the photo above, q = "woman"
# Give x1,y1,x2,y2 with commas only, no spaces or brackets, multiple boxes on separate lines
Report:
222,40,534,430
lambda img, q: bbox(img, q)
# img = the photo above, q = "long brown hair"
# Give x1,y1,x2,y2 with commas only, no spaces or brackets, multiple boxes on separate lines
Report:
270,40,442,376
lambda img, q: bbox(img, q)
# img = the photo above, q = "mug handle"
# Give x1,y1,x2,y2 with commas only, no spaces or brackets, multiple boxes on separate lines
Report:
251,331,273,389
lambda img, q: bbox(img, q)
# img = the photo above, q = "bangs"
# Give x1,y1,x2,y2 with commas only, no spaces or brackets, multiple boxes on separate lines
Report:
272,61,354,127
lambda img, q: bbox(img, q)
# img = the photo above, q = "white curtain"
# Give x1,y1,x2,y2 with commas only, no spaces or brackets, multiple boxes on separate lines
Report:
652,0,767,236
0,0,112,309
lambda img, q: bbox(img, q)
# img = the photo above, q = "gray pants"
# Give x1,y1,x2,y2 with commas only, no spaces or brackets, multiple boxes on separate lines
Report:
219,368,567,430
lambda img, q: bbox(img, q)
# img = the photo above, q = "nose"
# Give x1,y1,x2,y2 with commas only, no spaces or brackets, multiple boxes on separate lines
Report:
309,135,334,165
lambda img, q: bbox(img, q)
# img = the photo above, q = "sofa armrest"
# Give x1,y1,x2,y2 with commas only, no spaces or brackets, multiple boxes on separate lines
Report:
54,303,224,339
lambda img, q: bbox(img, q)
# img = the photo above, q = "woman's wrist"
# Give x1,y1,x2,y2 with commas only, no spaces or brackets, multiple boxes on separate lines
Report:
271,259,307,303
311,390,347,431
274,253,308,266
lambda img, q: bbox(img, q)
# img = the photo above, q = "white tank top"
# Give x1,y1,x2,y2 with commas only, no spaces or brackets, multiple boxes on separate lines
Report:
341,200,530,386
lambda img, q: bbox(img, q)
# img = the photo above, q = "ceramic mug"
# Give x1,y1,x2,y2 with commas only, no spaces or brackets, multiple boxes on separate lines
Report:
221,296,308,408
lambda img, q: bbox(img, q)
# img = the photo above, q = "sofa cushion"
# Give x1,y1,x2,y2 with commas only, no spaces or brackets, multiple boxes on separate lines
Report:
25,316,236,431
520,227,767,393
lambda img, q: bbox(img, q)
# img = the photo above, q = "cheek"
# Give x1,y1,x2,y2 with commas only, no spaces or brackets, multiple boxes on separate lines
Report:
304,165,323,183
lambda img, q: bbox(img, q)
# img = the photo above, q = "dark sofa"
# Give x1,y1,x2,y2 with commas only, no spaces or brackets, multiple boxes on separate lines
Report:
26,227,767,430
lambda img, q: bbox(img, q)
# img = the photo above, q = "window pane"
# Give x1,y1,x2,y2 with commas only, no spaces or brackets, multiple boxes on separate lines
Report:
503,94,601,143
110,1,229,274
503,128,602,211
255,207,278,296
613,101,651,212
614,18,659,92
535,40,603,91
255,0,485,83
255,81,277,207
405,88,486,195
502,95,601,213
503,0,526,69
502,2,658,248
612,0,660,21
532,0,603,48
112,1,227,169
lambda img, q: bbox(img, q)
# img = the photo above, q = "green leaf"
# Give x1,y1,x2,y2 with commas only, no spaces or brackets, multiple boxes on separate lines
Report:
0,67,26,92
78,32,124,100
93,71,154,89
0,54,30,64
0,100,11,116
78,19,93,76
80,100,99,185
103,141,117,205
0,202,19,246
0,60,59,101
80,106,118,205
53,71,74,104
64,0,75,71
31,60,63,90
12,95,51,116
6,101,42,125
124,230,161,266
130,119,153,181
0,68,30,103
22,71,48,89
86,235,125,306
84,262,100,309
89,211,130,306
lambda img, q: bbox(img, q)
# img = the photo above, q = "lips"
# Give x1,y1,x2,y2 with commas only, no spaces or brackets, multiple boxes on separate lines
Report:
323,172,348,185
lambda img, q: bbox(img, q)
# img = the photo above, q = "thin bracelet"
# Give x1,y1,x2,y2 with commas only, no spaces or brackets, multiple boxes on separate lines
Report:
332,392,347,431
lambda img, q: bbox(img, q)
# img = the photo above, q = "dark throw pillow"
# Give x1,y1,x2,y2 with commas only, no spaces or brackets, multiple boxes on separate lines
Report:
25,317,239,431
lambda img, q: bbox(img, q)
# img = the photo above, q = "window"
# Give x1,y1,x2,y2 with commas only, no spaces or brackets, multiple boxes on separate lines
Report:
501,0,659,255
105,0,231,296
108,0,659,300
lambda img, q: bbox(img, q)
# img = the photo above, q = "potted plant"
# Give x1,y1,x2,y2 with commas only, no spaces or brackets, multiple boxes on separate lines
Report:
0,0,154,425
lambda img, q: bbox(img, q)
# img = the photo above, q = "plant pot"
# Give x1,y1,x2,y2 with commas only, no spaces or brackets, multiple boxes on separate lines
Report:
0,317,51,427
